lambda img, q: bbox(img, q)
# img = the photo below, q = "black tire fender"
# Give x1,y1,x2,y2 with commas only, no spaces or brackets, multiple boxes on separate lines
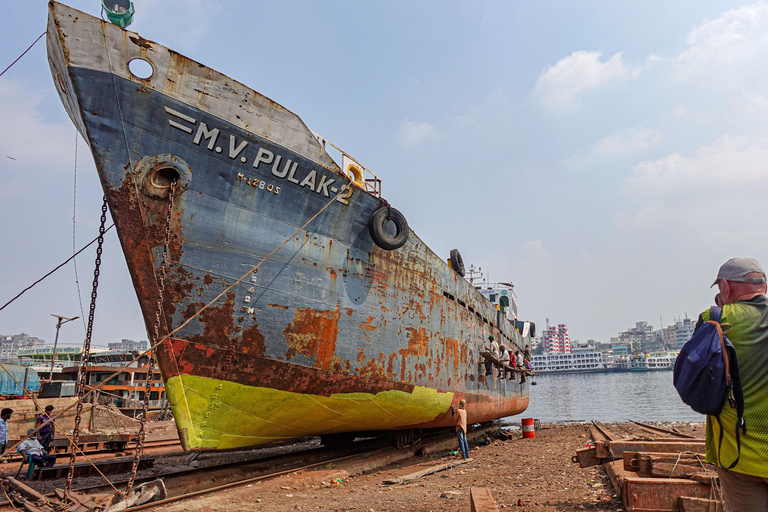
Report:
450,248,465,277
369,206,409,250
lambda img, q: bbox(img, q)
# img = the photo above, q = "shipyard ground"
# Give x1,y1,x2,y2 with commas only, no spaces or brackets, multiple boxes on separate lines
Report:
0,421,705,511
147,421,703,512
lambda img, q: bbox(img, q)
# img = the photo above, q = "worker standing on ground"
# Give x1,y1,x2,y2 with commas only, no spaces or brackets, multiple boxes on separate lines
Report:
0,408,12,454
450,399,469,459
18,428,56,467
697,258,768,512
36,405,54,453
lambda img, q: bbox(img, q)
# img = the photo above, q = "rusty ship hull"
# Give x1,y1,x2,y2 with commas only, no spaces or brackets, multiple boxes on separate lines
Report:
47,2,530,451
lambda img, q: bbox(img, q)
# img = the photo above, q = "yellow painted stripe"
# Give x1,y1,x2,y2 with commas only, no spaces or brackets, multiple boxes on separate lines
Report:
165,374,454,450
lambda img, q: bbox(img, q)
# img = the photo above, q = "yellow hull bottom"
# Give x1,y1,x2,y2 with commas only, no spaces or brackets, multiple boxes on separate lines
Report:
165,374,455,450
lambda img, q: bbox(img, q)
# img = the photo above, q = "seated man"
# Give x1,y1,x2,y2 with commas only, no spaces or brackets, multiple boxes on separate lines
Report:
516,351,526,384
506,350,517,380
18,428,56,468
498,345,510,378
483,335,499,375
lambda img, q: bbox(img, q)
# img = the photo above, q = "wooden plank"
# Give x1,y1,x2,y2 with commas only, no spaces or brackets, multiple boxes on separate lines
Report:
573,446,601,468
470,487,499,512
649,462,716,481
623,451,706,472
606,440,705,459
604,461,713,512
678,497,724,512
629,420,697,439
383,458,471,485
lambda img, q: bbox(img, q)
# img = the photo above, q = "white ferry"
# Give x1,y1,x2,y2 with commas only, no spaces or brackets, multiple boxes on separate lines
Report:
629,351,678,371
531,347,605,374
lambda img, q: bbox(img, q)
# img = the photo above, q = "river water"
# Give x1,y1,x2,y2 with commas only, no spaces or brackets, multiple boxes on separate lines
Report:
510,370,706,424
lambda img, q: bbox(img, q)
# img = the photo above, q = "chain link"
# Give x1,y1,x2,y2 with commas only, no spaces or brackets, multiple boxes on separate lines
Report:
126,181,177,491
65,196,108,495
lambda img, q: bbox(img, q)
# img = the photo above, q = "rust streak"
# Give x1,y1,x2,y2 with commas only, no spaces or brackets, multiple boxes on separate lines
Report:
357,316,377,332
283,308,341,370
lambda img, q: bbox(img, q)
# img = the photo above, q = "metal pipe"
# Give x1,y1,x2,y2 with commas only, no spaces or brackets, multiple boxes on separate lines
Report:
49,314,79,382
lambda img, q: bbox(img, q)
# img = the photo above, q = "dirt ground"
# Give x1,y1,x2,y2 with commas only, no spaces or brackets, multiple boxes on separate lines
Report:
153,421,705,512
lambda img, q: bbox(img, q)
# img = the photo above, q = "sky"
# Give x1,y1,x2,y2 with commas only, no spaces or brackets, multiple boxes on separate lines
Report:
2,0,768,348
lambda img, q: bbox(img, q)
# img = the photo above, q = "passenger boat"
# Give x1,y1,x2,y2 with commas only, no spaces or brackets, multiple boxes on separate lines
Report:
46,2,533,451
645,351,678,371
530,347,606,374
628,352,678,371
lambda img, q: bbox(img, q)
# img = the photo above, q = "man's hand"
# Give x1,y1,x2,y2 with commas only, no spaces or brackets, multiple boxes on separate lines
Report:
450,406,455,415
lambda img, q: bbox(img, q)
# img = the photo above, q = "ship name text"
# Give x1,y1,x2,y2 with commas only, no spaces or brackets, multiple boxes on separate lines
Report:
164,106,353,205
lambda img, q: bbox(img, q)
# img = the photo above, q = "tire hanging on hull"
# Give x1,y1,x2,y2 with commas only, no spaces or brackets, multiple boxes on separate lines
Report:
369,206,409,250
450,248,465,277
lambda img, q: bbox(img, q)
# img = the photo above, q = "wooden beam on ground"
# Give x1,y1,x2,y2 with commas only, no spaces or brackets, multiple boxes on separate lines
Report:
383,458,471,485
572,446,601,468
623,451,706,472
678,497,724,512
604,461,713,512
605,439,704,459
629,420,696,439
470,487,499,512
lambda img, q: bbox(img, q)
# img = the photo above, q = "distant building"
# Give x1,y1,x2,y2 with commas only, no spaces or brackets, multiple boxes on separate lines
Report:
612,344,630,355
0,333,45,363
543,324,571,353
618,321,655,353
674,317,695,349
107,339,148,352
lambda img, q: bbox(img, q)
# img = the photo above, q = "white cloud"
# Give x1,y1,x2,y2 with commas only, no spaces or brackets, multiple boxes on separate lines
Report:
623,135,768,228
567,126,662,166
397,120,438,146
533,50,628,113
675,3,768,89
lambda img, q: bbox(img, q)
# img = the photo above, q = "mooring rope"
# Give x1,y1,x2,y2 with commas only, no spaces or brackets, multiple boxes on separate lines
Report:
0,225,115,312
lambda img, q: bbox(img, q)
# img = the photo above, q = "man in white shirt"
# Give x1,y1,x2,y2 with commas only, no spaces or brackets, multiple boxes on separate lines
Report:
498,345,511,378
18,428,56,467
0,408,12,454
484,335,500,376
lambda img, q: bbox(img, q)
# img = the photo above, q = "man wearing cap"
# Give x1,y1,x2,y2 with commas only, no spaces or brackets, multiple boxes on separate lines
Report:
697,257,768,511
17,428,56,467
450,399,469,459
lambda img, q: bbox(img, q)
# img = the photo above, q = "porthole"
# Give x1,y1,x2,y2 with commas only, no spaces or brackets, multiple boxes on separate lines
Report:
128,58,154,80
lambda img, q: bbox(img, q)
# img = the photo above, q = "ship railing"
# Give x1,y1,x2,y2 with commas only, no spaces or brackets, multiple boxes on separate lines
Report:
312,131,382,198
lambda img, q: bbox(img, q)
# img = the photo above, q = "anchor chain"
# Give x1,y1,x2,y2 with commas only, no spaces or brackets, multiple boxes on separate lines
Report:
65,196,108,495
126,180,177,492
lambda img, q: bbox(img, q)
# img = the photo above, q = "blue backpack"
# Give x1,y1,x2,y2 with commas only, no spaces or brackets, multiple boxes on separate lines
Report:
673,306,746,468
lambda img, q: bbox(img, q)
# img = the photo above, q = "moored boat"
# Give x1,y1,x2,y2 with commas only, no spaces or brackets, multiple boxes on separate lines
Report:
46,2,533,451
531,347,605,374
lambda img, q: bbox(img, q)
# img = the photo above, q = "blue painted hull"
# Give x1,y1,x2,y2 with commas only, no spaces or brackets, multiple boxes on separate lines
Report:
47,2,529,450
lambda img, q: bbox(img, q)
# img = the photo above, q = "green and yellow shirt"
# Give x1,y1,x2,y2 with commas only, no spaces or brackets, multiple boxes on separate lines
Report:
701,295,768,476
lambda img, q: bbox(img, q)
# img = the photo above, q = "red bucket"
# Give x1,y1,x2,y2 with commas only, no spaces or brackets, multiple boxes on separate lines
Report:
522,418,535,438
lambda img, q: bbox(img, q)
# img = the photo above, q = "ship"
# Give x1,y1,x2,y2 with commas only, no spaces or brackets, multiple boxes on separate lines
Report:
530,347,606,374
46,2,532,451
629,351,678,371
